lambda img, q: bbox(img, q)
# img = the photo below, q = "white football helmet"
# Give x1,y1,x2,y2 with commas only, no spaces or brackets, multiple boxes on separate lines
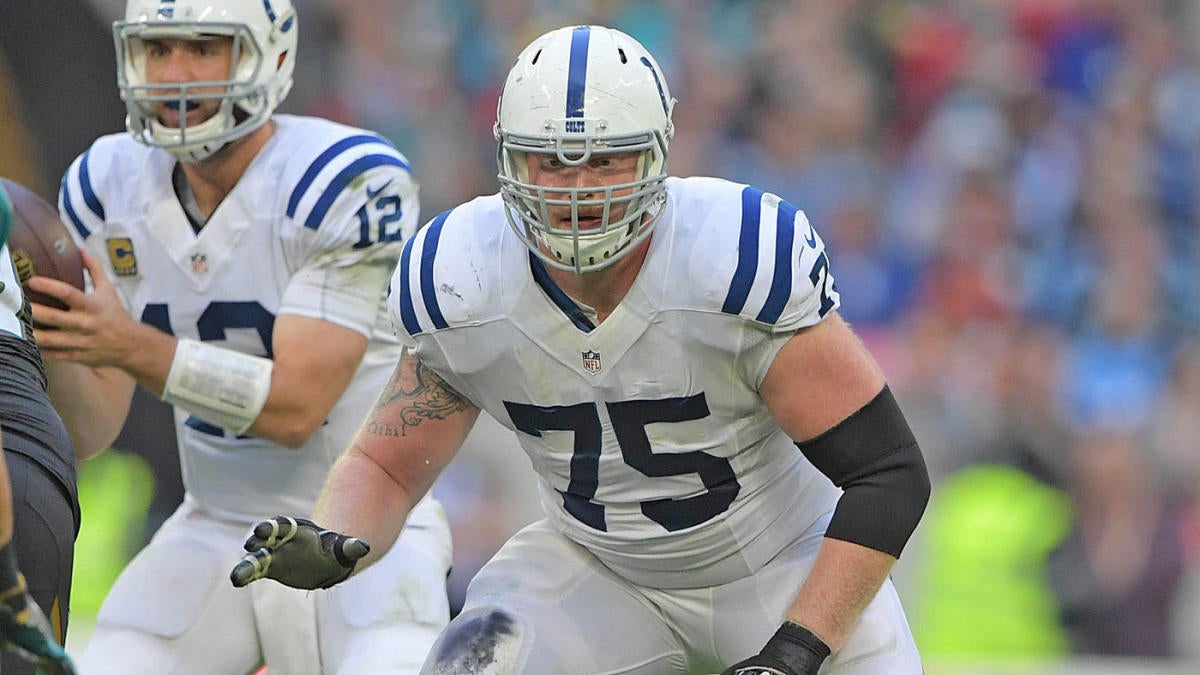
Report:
495,25,675,273
114,0,297,162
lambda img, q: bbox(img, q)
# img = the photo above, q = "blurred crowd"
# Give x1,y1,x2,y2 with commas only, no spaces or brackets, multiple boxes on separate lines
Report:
63,0,1200,666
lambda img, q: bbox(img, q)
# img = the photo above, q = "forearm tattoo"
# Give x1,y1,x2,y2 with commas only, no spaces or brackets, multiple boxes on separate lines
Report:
367,350,472,436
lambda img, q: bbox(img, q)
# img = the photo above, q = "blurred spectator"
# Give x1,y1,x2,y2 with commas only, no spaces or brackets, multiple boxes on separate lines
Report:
1148,340,1200,504
1050,432,1188,657
1058,207,1173,434
974,322,1073,485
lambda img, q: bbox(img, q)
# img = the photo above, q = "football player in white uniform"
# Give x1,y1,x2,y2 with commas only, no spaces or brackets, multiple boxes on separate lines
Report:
27,1,452,673
232,25,930,674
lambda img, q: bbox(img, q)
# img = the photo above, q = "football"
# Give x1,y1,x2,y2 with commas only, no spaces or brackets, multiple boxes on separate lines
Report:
2,178,85,310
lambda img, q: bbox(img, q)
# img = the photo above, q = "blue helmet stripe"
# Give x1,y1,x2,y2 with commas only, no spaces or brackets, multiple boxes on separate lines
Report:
397,234,422,335
286,134,397,219
639,57,670,115
303,153,409,230
756,199,798,324
419,210,451,330
78,149,105,221
565,26,591,118
721,187,763,315
262,0,276,22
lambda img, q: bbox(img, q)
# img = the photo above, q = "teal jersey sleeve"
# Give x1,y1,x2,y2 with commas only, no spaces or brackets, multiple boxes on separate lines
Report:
0,182,11,249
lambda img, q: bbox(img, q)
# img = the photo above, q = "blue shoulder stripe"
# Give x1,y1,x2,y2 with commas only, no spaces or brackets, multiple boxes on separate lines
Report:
59,150,104,239
756,199,798,324
419,210,451,329
721,187,763,315
59,166,90,240
285,134,398,219
302,154,409,230
78,150,105,221
59,176,88,240
397,233,422,336
396,209,452,336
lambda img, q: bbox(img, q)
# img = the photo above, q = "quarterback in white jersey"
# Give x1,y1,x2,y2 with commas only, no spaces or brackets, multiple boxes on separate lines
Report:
29,1,451,673
233,25,930,675
59,116,421,522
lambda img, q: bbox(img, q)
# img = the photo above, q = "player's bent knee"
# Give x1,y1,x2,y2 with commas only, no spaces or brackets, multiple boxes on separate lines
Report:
420,607,527,675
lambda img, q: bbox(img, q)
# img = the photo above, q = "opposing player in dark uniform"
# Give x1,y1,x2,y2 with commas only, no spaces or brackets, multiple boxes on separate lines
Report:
0,180,79,675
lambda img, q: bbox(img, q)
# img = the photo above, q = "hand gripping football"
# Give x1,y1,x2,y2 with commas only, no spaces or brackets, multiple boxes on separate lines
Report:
1,178,85,309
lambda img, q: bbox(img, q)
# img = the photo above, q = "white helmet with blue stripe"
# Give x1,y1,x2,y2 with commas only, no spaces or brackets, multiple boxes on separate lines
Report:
115,0,297,162
495,25,676,273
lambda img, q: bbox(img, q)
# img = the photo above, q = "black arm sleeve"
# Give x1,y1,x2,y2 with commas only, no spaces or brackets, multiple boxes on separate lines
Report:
793,385,930,557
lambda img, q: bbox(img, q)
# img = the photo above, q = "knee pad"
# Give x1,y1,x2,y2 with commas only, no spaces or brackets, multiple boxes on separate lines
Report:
421,607,527,675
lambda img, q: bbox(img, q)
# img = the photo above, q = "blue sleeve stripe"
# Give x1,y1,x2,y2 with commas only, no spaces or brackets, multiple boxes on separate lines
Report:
419,210,452,330
302,154,408,230
286,134,399,219
58,170,90,240
397,234,422,335
721,187,763,315
78,150,105,221
756,199,797,324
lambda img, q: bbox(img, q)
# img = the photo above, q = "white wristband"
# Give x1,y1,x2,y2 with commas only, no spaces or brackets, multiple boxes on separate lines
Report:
162,338,273,434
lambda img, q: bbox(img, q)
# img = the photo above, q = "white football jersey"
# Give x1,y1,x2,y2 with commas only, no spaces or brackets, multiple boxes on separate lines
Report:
390,176,844,588
0,243,24,338
60,115,419,522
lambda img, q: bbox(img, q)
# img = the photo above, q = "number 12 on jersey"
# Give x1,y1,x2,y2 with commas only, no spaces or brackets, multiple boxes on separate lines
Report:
353,192,405,249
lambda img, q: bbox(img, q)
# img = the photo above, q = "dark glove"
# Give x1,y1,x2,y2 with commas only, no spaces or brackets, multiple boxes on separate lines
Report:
721,622,830,675
229,516,369,590
0,543,77,674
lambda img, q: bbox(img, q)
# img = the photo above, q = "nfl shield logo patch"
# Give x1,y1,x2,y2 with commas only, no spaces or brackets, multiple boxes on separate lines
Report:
190,253,208,274
582,350,602,374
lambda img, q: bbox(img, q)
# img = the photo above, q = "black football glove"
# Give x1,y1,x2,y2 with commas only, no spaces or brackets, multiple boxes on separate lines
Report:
721,622,830,675
0,543,77,674
229,516,369,590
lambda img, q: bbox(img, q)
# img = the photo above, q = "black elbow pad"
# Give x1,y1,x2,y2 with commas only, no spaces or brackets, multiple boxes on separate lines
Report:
794,386,930,557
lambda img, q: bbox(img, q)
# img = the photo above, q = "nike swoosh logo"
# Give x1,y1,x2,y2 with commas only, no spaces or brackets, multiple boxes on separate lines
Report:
804,223,817,248
366,178,396,200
